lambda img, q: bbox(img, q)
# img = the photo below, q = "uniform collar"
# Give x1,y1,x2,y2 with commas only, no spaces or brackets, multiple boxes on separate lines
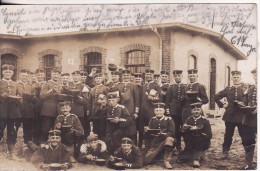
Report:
113,104,119,108
193,115,202,120
124,149,132,156
156,116,165,121
38,81,45,84
232,84,241,88
96,84,103,87
50,79,58,84
189,81,197,85
2,78,11,81
18,80,27,84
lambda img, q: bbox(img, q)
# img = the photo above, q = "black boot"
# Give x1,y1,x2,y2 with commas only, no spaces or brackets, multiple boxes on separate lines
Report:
244,144,255,170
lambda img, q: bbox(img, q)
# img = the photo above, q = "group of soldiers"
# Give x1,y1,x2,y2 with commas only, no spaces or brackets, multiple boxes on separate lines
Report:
0,63,257,170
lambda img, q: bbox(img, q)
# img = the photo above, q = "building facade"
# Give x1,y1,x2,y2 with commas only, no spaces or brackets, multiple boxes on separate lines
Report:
0,23,246,115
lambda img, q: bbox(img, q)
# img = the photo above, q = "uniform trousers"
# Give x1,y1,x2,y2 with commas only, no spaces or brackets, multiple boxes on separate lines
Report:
22,118,34,143
40,116,56,143
223,122,243,152
242,125,257,146
0,118,20,145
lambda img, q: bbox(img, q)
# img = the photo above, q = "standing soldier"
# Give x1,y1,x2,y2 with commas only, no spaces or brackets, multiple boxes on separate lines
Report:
17,69,37,146
160,71,170,103
0,64,21,159
80,71,88,84
181,69,209,123
241,68,257,169
214,70,246,159
61,73,70,90
108,71,121,91
40,67,62,144
165,70,186,152
153,74,160,85
139,69,162,147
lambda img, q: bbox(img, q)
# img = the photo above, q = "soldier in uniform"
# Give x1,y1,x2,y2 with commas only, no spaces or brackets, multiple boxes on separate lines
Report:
109,137,143,169
181,69,209,122
165,70,186,152
54,100,84,162
80,71,88,84
40,67,62,144
85,68,98,88
144,102,175,169
0,64,21,159
17,69,37,145
241,68,257,169
61,73,70,89
160,71,170,103
177,102,212,168
78,134,108,164
214,70,246,159
108,71,121,91
31,130,72,170
139,69,162,147
105,91,136,155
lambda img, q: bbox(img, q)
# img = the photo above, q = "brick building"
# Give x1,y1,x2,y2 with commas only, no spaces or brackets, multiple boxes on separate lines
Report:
0,23,246,115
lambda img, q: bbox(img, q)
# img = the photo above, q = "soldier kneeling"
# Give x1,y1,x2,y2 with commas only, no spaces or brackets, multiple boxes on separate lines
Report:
31,130,72,170
177,102,212,168
144,103,176,169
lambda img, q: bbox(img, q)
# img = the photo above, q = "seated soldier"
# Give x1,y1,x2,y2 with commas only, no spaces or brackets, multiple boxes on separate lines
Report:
105,91,136,155
144,103,175,169
54,100,84,162
177,102,212,168
89,94,109,141
109,137,143,169
31,130,72,170
78,134,108,164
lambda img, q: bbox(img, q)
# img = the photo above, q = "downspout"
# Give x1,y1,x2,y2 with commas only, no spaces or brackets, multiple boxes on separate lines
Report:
149,25,162,72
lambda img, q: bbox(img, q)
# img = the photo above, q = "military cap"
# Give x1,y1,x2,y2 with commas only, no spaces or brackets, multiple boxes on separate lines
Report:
80,71,88,76
134,73,143,78
51,67,61,74
231,70,241,75
160,71,169,75
49,130,61,137
153,102,165,108
71,70,81,75
93,72,103,78
121,69,131,74
190,102,203,109
35,68,44,74
108,63,117,71
251,68,257,74
172,70,183,75
20,69,30,74
2,64,15,71
188,69,198,74
30,71,35,75
145,69,155,74
121,137,133,144
58,100,71,107
107,91,120,99
154,74,160,78
87,133,99,143
61,73,70,77
111,71,120,75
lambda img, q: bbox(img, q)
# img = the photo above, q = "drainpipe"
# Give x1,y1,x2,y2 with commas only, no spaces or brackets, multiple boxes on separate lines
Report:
149,25,162,72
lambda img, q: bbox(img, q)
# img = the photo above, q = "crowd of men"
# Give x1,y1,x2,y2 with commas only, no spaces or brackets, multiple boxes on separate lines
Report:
0,63,257,170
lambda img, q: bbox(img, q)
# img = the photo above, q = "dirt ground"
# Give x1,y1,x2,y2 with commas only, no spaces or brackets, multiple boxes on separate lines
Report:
0,117,257,170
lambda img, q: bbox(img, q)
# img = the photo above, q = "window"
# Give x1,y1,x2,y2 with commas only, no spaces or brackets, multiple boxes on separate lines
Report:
85,52,102,73
226,66,231,86
1,54,18,80
43,54,55,81
209,58,216,110
125,50,145,73
189,55,197,69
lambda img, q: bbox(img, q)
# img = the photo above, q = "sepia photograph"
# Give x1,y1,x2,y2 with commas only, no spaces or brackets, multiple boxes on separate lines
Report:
0,3,258,170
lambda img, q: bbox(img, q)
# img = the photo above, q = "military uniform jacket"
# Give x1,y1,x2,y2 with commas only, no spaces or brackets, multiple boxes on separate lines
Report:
215,85,246,123
0,79,21,119
55,113,84,145
243,84,257,127
106,104,136,136
182,82,209,108
113,145,143,169
89,84,109,117
165,83,186,116
161,82,170,103
31,143,72,169
40,80,62,117
140,81,162,118
34,81,45,115
114,82,140,115
69,81,90,118
17,81,36,118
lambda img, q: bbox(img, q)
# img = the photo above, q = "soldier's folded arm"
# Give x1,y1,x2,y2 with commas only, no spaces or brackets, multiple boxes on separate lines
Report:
199,85,209,104
214,88,227,108
40,83,54,100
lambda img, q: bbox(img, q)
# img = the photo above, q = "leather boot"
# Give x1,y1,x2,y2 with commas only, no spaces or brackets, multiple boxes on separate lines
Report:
164,150,173,169
244,144,255,170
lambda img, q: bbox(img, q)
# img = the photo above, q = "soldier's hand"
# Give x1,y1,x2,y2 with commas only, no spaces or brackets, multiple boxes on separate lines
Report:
144,126,149,132
133,113,138,119
2,92,9,98
86,154,94,161
60,164,68,170
56,123,61,129
161,91,166,95
109,155,115,161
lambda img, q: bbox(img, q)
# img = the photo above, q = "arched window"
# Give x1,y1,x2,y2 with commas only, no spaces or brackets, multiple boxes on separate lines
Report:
84,52,102,73
125,50,145,73
226,66,231,86
1,54,18,81
209,58,216,110
43,54,55,81
189,55,197,69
